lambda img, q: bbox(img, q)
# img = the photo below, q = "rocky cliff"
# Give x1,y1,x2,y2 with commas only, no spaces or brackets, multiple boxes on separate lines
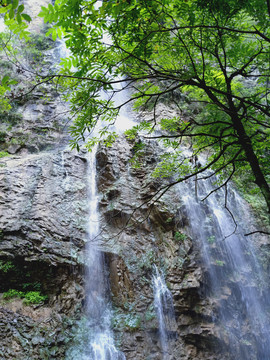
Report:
0,127,224,359
0,4,269,360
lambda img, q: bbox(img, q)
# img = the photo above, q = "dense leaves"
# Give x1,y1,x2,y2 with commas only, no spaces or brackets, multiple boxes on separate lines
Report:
28,1,270,216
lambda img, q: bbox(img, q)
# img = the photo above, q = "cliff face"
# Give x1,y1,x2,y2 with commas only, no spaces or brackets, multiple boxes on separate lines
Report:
0,122,88,359
1,97,269,360
0,127,222,360
0,3,269,360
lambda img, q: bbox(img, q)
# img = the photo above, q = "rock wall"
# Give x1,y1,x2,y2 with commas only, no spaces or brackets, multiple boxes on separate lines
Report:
0,113,228,360
0,3,269,359
94,136,229,360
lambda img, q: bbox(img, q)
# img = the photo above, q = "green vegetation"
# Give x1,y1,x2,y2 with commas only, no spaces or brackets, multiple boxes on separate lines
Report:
207,236,216,244
2,289,48,304
23,291,48,305
0,111,23,127
138,250,156,272
0,151,10,158
112,309,141,332
215,260,225,267
0,0,32,112
145,305,156,322
174,231,187,243
0,131,6,142
0,0,269,227
233,172,269,226
0,260,14,272
2,289,24,300
36,0,270,221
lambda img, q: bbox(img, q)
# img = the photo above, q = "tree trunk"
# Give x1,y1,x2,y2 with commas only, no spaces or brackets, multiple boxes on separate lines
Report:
232,114,270,214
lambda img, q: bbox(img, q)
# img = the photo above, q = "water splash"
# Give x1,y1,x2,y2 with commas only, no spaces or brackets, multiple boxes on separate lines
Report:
152,265,176,359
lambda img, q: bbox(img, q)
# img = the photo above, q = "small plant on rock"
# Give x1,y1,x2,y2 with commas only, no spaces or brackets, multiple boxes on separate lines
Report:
215,260,225,267
2,289,47,304
23,291,48,305
0,260,14,273
0,151,10,158
207,235,216,244
2,289,24,300
174,231,187,242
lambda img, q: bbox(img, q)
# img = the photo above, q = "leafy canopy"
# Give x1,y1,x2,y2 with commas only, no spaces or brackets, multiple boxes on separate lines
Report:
37,0,270,215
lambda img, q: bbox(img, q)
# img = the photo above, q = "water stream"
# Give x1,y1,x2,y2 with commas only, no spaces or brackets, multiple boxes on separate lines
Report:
66,148,125,360
180,174,270,359
86,149,126,359
152,266,176,359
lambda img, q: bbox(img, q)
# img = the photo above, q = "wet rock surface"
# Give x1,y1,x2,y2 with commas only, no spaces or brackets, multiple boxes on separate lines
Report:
94,135,232,360
1,3,269,359
0,127,228,360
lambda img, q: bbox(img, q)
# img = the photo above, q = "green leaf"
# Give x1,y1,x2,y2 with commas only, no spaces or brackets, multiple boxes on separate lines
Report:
0,7,8,14
2,75,9,85
38,6,48,17
9,8,14,19
16,13,21,24
21,13,31,22
12,0,18,10
48,3,54,12
17,4,24,13
51,28,57,41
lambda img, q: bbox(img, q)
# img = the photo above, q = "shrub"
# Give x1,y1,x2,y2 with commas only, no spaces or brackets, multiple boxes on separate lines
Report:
23,291,48,305
2,289,24,299
112,310,141,332
2,289,47,304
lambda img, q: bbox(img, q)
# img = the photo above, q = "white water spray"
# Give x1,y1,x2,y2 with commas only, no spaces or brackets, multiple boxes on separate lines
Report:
180,172,270,359
152,266,176,359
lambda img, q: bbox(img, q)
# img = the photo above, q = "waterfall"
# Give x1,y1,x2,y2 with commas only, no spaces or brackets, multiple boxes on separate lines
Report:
180,174,270,359
152,265,176,359
66,147,125,359
85,148,125,359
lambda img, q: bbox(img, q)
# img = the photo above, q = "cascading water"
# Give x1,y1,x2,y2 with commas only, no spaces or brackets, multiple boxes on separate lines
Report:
85,148,126,360
66,147,125,360
152,265,177,359
180,172,270,359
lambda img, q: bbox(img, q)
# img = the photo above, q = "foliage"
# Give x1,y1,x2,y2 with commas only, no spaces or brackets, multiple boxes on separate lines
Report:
23,291,48,305
2,288,47,304
0,260,14,272
174,231,187,242
0,0,31,34
37,0,270,220
112,308,141,332
207,236,216,244
0,0,32,111
233,170,270,226
2,288,24,299
0,151,9,158
215,260,225,266
138,250,156,272
145,305,156,321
